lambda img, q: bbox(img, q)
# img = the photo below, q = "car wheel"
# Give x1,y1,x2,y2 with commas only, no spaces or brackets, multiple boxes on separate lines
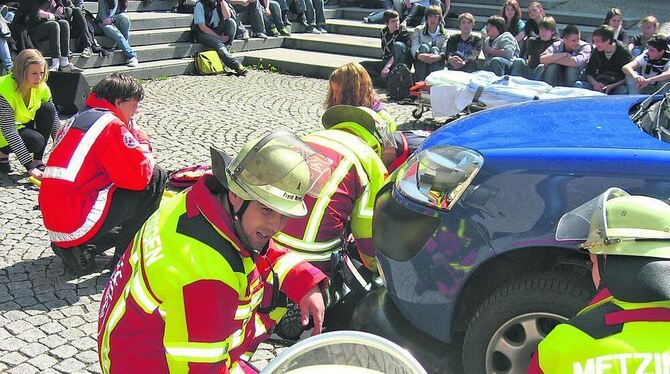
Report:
462,273,593,374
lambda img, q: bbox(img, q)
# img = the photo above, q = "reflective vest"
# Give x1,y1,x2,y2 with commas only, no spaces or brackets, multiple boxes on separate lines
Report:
97,176,325,373
529,289,670,374
274,129,388,270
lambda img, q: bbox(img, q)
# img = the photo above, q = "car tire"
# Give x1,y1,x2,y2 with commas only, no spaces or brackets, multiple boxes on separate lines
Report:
462,273,593,374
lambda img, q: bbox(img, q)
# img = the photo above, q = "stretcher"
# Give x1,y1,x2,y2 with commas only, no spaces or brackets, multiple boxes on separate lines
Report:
405,69,606,121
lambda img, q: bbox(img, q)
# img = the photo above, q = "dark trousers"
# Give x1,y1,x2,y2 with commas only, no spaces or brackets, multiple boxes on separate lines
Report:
233,2,265,34
0,102,56,162
84,165,167,258
196,20,240,69
28,20,71,58
361,42,412,86
68,7,93,50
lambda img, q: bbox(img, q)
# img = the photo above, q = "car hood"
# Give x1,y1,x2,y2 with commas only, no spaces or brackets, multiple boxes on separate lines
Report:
420,96,670,152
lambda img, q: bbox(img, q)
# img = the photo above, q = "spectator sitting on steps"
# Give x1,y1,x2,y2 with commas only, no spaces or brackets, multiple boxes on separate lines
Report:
443,12,481,73
575,25,632,95
360,10,411,87
16,0,83,72
510,16,558,81
628,16,659,58
539,24,591,87
96,0,139,67
482,15,520,77
623,35,670,95
192,0,248,75
410,5,447,82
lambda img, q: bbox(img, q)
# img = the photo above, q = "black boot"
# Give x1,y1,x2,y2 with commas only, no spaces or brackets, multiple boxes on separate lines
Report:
51,244,97,275
296,12,309,28
282,13,291,27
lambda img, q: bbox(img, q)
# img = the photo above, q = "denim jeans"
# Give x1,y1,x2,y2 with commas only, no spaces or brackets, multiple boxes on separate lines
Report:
29,20,71,59
625,75,663,95
305,0,326,26
196,19,240,70
414,44,443,81
510,59,545,81
361,41,412,85
484,56,513,76
233,2,266,34
99,13,136,59
575,80,628,95
542,64,582,87
0,38,12,73
263,0,284,31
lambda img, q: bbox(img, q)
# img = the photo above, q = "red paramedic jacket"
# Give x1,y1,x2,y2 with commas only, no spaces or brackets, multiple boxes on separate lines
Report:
39,93,154,248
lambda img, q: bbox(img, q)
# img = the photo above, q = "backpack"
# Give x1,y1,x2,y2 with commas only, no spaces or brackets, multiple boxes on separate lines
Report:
386,63,413,101
194,50,225,75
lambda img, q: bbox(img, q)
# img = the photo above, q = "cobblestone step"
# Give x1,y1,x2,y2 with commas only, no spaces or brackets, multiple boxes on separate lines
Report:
237,48,378,78
283,33,382,58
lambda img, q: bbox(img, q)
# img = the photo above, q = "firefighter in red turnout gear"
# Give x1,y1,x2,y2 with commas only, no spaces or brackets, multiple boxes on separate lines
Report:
39,73,166,275
97,132,330,373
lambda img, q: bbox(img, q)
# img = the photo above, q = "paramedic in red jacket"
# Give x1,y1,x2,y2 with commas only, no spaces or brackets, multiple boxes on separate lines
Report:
39,72,166,275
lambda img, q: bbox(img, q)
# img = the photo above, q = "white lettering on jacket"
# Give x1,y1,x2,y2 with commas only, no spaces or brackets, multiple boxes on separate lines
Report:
572,353,670,374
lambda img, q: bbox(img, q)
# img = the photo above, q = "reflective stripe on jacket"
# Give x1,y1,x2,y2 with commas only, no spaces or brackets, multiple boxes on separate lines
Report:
274,129,388,270
97,175,326,373
529,288,670,374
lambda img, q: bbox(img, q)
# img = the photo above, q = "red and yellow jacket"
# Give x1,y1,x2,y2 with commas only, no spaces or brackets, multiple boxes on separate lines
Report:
97,176,326,373
39,93,154,248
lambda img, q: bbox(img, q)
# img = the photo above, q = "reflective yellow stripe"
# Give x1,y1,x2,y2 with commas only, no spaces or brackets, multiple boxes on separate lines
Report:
273,252,304,287
273,232,341,253
357,185,373,218
165,341,229,363
230,329,245,349
229,361,245,374
130,273,160,313
254,314,267,338
235,287,264,320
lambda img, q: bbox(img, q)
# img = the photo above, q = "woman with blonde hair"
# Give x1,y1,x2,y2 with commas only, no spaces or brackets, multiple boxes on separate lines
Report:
325,62,397,131
0,49,60,179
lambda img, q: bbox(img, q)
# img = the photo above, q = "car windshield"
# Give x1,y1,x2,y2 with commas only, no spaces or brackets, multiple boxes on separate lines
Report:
631,82,670,143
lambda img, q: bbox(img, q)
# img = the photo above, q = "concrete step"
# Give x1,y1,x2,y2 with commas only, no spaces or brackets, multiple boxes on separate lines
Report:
122,11,193,30
325,18,384,38
237,48,378,78
82,0,179,14
283,33,382,58
81,57,196,86
70,37,283,68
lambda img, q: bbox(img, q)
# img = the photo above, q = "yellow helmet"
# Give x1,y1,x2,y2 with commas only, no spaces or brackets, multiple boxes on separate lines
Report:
210,131,331,218
556,188,670,259
322,105,397,157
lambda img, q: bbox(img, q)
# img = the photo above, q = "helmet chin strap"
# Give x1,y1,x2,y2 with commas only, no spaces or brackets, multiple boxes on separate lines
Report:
226,193,269,258
596,254,607,291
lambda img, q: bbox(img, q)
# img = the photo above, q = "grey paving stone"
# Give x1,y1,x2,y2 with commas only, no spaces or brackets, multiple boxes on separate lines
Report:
27,354,59,371
71,337,97,351
40,321,65,334
18,342,49,358
60,316,85,329
0,337,28,352
75,350,99,365
51,344,78,359
54,358,87,373
39,335,67,349
87,363,102,373
7,362,39,374
24,314,50,326
0,352,28,365
16,328,47,343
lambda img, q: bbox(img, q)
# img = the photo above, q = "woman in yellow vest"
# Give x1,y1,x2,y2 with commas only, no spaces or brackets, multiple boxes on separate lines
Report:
0,49,60,179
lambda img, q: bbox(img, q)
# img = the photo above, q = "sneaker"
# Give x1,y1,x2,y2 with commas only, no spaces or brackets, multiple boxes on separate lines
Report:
296,12,309,28
252,32,268,39
306,25,321,34
278,27,290,36
51,244,97,275
317,25,328,34
127,57,139,67
282,13,291,27
49,65,59,72
268,27,280,37
237,30,250,40
362,16,369,23
59,63,83,73
80,47,93,58
233,64,248,77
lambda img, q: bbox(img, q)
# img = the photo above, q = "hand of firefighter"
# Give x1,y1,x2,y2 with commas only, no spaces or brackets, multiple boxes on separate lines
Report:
299,285,325,336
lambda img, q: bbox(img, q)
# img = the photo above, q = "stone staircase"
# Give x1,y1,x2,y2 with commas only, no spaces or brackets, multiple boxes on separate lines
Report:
65,0,635,85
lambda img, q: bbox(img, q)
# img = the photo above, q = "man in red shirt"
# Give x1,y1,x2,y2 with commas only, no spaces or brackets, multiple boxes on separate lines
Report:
39,73,166,275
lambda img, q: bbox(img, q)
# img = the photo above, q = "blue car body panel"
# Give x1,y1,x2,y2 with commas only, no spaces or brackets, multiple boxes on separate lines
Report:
377,96,670,343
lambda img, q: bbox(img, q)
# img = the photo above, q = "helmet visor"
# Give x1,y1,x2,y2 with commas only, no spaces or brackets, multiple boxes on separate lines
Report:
228,132,331,202
372,114,397,150
555,187,629,242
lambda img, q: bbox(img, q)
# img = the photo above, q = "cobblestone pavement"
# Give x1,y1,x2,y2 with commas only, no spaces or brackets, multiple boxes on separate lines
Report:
0,70,417,373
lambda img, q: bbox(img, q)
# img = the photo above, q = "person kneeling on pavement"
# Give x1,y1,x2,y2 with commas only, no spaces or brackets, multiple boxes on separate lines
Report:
97,131,329,373
193,0,248,76
39,72,167,275
529,188,670,373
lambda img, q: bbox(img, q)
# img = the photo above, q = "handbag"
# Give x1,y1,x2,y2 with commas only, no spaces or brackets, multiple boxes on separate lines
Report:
194,50,225,75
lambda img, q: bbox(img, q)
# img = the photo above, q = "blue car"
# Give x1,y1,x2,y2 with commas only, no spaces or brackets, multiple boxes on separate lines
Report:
355,94,670,373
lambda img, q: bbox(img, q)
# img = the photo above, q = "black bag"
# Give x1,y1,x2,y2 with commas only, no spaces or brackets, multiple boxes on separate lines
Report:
175,0,197,13
386,63,413,101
